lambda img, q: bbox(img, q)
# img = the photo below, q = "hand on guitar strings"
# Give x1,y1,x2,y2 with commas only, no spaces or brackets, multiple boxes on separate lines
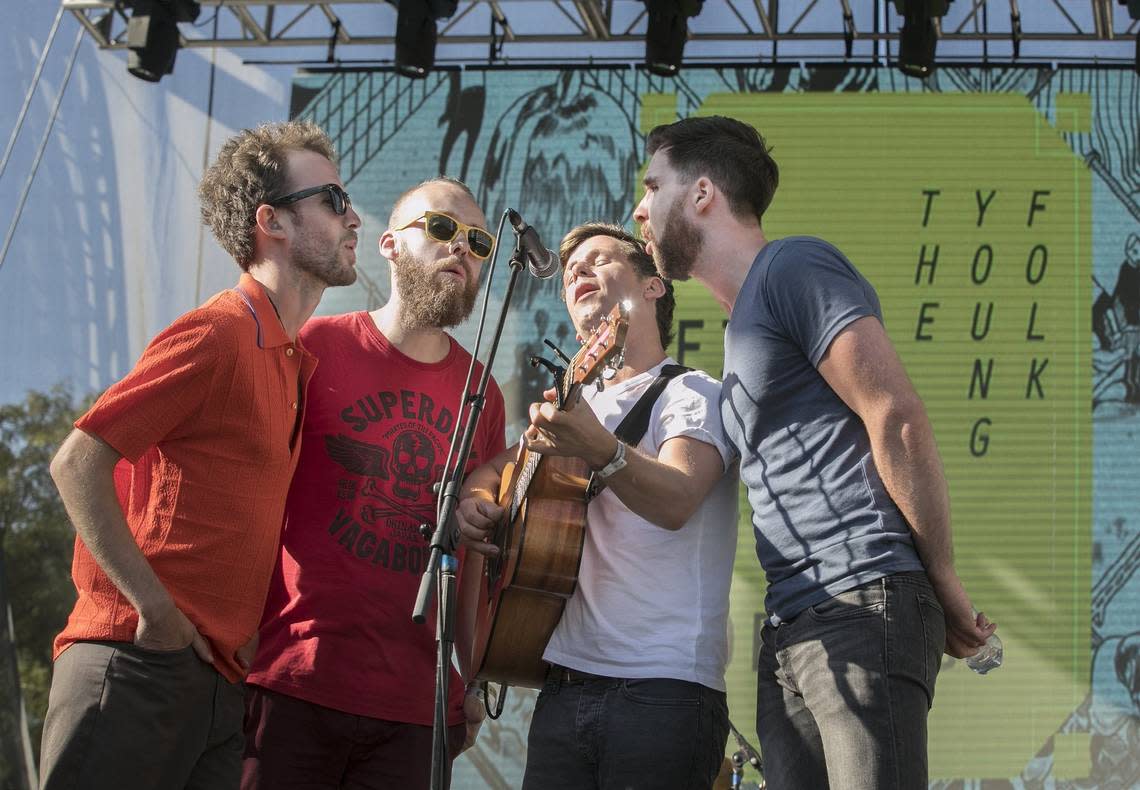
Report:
456,495,504,557
524,388,615,469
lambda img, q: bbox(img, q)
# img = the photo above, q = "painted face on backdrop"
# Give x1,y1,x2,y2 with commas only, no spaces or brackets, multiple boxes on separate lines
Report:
634,149,703,282
386,184,489,330
282,149,361,287
1126,233,1140,268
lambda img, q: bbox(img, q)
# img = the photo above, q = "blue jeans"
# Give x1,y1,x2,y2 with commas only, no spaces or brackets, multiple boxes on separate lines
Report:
522,668,729,790
756,571,946,790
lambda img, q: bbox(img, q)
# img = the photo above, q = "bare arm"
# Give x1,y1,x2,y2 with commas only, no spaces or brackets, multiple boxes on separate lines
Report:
525,394,726,532
454,447,515,557
817,316,996,657
452,447,518,751
50,428,212,661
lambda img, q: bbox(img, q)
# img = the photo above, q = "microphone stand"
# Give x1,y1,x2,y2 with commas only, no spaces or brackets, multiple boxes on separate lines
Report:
411,210,533,790
729,719,765,789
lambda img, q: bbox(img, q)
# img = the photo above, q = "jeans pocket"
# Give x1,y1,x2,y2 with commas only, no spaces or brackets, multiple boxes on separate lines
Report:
886,587,942,709
118,641,196,661
807,582,886,622
620,678,702,707
916,593,946,705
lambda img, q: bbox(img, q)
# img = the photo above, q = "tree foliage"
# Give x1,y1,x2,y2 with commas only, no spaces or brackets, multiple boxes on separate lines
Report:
0,386,90,781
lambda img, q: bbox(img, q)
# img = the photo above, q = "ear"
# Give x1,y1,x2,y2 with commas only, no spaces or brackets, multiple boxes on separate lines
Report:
379,229,399,261
255,204,288,240
692,177,715,215
642,275,666,302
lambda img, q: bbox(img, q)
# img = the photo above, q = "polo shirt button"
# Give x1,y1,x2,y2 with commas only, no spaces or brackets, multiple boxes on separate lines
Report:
285,347,294,357
291,402,298,410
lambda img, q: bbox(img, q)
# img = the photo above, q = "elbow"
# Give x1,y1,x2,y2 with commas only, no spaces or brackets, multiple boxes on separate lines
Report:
873,396,931,445
650,502,698,532
49,435,80,487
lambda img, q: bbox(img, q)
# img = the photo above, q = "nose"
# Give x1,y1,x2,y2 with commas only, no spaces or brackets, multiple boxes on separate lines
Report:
449,233,471,259
632,194,648,224
346,205,362,229
563,257,589,288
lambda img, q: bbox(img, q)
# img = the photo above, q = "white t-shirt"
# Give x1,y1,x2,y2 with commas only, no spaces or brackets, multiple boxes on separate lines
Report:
543,359,740,691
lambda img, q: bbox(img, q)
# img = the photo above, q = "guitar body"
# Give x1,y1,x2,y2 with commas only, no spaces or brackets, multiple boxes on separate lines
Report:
470,445,591,688
469,302,627,690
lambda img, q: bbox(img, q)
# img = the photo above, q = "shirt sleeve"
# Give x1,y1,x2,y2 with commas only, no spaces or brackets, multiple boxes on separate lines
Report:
651,371,737,471
764,239,882,367
76,312,221,463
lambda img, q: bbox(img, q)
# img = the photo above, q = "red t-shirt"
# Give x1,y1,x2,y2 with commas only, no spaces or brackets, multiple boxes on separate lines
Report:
56,274,316,682
247,312,506,725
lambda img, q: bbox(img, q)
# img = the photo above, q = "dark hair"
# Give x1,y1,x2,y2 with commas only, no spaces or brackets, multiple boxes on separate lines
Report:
388,176,478,228
198,120,336,270
559,222,675,350
645,115,779,222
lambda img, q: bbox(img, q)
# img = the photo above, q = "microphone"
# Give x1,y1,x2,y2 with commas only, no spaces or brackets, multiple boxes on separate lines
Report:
507,209,560,279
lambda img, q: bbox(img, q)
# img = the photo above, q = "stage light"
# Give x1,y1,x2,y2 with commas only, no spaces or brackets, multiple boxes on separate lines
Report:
644,0,704,77
394,0,458,78
125,0,200,83
893,1,953,79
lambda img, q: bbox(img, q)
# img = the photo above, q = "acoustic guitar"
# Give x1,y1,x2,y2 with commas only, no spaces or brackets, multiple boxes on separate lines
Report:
471,302,628,690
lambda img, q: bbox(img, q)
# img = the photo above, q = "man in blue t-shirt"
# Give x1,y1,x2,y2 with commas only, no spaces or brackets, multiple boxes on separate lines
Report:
632,115,999,789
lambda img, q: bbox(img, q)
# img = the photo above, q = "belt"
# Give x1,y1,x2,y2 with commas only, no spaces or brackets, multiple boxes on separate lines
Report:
548,664,617,685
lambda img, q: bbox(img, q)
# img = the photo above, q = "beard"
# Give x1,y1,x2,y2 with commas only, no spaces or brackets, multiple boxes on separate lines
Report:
392,246,479,330
652,196,702,281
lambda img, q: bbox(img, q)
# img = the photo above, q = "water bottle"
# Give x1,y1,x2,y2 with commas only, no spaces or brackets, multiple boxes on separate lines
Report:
965,607,1003,675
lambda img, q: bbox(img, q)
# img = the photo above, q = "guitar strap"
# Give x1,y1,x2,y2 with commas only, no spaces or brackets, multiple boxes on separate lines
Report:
585,363,692,502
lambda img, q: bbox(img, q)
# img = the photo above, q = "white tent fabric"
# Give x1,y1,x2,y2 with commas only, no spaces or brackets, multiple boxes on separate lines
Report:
2,5,291,406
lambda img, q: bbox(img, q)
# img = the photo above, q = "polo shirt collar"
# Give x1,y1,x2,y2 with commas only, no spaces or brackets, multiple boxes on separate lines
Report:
234,272,293,349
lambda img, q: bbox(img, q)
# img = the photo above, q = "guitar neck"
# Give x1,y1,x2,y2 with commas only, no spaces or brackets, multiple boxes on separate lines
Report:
509,380,584,520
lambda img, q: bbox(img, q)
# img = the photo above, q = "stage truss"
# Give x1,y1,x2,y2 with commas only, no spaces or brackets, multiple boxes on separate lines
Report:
60,0,1138,68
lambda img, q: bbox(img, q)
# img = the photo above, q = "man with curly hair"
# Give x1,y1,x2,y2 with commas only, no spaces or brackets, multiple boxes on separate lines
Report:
39,120,360,790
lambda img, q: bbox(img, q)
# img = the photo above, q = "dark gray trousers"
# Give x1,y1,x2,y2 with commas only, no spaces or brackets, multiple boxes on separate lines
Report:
39,641,244,790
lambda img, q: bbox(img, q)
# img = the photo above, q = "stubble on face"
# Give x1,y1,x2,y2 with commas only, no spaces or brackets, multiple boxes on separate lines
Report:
290,210,358,287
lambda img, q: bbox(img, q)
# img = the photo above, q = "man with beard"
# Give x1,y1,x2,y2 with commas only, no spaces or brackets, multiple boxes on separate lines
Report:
40,120,358,790
633,116,997,789
242,177,506,790
457,223,738,790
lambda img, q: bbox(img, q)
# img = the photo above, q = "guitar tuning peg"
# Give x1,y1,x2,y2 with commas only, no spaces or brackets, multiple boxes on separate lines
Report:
613,350,626,370
595,377,604,393
602,365,616,381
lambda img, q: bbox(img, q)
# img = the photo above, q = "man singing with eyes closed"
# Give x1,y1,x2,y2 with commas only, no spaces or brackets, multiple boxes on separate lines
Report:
242,177,507,790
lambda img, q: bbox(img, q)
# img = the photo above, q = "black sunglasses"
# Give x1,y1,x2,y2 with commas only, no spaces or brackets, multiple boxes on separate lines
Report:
269,183,352,216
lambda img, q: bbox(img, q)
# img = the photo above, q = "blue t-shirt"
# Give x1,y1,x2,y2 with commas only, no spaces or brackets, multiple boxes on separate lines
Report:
721,236,923,622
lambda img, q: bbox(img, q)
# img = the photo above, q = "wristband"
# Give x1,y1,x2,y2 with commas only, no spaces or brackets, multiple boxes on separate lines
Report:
596,439,628,479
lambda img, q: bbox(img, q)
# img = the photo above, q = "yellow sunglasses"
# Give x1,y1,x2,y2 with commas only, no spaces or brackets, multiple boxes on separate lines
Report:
393,211,496,260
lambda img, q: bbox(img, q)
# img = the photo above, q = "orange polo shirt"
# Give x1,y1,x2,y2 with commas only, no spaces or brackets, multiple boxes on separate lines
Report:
54,273,317,682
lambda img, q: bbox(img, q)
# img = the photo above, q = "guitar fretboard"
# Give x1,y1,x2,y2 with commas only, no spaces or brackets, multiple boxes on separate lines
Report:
509,450,543,522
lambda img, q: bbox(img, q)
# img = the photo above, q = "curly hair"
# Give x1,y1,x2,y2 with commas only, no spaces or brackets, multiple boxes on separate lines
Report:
559,222,675,350
198,120,337,270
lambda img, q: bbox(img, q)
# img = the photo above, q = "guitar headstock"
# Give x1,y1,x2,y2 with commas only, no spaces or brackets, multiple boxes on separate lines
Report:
561,302,629,401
